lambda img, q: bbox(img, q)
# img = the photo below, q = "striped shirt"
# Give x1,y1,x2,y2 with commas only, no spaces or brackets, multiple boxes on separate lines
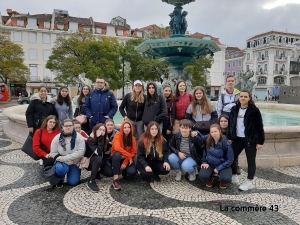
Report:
180,137,190,157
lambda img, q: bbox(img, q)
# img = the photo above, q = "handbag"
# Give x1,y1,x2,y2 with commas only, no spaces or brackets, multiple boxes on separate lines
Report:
75,106,87,124
21,133,40,160
43,162,60,186
39,129,47,152
77,152,94,169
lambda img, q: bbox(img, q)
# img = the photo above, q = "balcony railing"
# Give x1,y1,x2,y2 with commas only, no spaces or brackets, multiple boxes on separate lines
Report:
42,77,52,82
274,56,287,60
257,83,267,86
274,82,285,86
290,57,300,62
257,56,268,61
28,76,40,82
256,70,268,75
274,70,287,75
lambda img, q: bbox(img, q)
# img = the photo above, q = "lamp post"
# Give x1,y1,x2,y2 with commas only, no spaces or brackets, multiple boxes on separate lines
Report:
122,58,125,98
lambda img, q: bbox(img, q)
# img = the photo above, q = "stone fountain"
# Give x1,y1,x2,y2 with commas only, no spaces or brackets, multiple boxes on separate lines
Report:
135,0,221,90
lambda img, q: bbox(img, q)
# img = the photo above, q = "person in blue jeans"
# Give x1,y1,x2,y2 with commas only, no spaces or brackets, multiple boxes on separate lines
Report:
199,124,234,189
168,119,205,181
50,119,85,188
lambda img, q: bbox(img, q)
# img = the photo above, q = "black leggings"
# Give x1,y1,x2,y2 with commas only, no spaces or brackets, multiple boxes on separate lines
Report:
111,152,137,177
199,166,232,184
231,137,257,179
136,160,170,181
87,155,113,180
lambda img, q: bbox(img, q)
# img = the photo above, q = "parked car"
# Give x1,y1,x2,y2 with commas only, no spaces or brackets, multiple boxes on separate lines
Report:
17,93,56,104
207,95,218,101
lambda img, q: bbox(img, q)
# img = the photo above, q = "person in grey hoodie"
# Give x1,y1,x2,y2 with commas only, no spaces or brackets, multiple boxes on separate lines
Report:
50,119,85,187
54,86,73,125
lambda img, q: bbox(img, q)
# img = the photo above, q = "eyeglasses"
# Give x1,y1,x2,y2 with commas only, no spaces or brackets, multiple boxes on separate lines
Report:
64,125,73,128
96,82,104,84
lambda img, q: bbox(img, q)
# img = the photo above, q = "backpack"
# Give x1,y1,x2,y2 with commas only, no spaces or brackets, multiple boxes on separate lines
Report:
221,93,239,112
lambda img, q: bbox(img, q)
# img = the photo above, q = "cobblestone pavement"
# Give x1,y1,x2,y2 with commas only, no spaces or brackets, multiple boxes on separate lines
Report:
1,109,300,225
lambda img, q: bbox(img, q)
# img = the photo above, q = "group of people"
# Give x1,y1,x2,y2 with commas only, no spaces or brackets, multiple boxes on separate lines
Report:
25,75,264,192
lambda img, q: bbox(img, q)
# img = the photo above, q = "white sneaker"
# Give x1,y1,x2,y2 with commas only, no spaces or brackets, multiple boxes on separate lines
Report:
39,159,43,166
239,180,254,191
188,167,197,181
231,175,239,184
175,170,182,181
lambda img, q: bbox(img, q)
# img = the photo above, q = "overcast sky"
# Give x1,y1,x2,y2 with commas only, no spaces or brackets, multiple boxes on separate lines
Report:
1,0,300,49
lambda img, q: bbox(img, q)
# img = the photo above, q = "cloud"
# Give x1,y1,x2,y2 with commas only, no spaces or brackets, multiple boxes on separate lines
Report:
263,0,300,9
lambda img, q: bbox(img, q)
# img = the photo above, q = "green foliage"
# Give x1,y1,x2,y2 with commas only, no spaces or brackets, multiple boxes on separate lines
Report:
0,30,29,84
183,56,213,87
46,32,123,90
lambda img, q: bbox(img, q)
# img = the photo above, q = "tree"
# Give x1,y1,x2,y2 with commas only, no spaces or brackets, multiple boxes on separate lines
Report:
0,31,29,84
46,32,123,90
183,56,214,87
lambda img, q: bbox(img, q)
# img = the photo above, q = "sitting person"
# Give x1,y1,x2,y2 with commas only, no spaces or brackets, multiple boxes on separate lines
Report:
50,119,85,187
199,124,234,189
73,120,89,142
86,123,113,192
168,119,205,181
33,115,60,168
105,119,119,154
136,121,171,183
111,120,137,190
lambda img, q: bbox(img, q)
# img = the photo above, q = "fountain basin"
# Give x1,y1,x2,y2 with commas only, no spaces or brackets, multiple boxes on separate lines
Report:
3,102,300,167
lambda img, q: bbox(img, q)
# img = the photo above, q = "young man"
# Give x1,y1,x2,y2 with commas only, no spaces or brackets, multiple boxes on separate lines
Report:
217,75,240,117
85,78,118,129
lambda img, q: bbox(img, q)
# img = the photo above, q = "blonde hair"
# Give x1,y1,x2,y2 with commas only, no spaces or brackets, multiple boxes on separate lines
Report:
191,86,212,117
130,86,144,103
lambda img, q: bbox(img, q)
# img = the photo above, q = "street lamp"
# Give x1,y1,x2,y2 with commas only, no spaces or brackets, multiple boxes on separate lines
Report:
122,58,125,98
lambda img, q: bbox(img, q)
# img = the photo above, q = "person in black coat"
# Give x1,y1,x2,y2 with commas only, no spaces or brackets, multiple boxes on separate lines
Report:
228,89,264,191
26,86,57,134
162,85,176,144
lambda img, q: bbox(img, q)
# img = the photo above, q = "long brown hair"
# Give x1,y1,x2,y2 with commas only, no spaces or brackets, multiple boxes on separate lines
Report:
175,80,187,100
217,114,229,133
57,86,71,106
77,85,91,106
191,86,212,116
40,115,61,131
131,84,144,103
122,122,133,148
206,124,224,150
139,121,163,158
236,89,255,106
90,123,108,151
163,84,175,103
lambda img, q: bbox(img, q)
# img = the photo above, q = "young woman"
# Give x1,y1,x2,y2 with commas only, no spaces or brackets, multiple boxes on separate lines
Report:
217,75,240,117
162,85,176,144
168,119,205,181
32,115,60,167
186,86,218,135
119,80,145,139
26,86,58,133
50,119,85,187
137,121,171,183
173,81,192,134
105,119,119,154
142,82,167,131
111,121,137,190
228,90,264,191
85,123,113,192
55,86,73,125
217,114,229,136
73,120,89,141
73,85,91,133
199,124,234,189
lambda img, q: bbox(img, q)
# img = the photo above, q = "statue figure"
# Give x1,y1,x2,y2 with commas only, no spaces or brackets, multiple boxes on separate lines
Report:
173,8,182,34
181,11,188,34
78,73,93,91
169,8,188,35
169,12,174,33
235,70,256,92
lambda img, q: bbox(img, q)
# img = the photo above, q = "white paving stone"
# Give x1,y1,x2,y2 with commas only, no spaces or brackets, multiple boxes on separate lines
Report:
0,150,36,164
0,166,24,187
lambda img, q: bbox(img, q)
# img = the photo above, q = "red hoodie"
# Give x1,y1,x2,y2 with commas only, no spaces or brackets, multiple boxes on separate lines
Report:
112,120,137,166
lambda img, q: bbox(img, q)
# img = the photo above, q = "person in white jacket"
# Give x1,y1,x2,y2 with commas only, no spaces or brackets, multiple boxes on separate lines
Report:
51,119,85,187
217,75,240,117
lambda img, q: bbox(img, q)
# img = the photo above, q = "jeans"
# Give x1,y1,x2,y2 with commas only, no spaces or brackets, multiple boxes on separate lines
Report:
199,166,232,184
136,160,170,181
168,153,198,174
111,152,137,176
55,162,81,186
126,118,144,139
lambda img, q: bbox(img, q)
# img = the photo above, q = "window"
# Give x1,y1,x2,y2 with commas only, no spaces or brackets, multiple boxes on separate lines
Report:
274,77,284,84
29,49,37,60
258,77,266,85
247,53,250,60
44,68,52,81
27,18,36,27
228,62,231,68
57,24,64,30
44,22,50,29
264,64,267,72
276,50,279,57
29,65,38,81
17,20,24,26
96,27,102,34
233,71,236,76
246,65,249,71
69,22,78,32
84,27,90,32
275,64,278,71
117,29,123,36
43,50,51,61
13,32,22,42
233,61,235,68
238,60,241,67
214,61,220,70
42,33,50,44
265,51,268,57
29,33,37,43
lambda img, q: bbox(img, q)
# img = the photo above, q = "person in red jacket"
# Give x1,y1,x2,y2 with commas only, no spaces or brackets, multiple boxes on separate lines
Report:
173,80,192,134
32,115,60,167
111,120,137,190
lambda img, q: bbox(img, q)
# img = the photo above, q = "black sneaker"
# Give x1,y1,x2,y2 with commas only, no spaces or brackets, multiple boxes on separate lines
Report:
51,179,64,189
153,175,161,182
237,166,241,175
87,180,100,192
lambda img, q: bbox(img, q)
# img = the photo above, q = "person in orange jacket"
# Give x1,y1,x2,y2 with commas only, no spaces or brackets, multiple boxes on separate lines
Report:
111,120,137,190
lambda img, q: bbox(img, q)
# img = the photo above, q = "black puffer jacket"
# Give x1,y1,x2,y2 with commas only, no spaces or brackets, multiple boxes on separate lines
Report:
85,136,105,158
228,104,265,145
169,132,206,165
26,93,58,130
119,93,146,122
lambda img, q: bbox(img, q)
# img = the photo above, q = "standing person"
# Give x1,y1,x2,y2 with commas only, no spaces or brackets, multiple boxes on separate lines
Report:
199,124,234,189
168,119,205,181
73,85,91,133
85,77,118,129
142,82,167,131
50,119,85,187
86,123,113,192
217,114,229,136
173,81,192,134
105,119,119,154
228,90,264,191
119,80,145,139
26,86,58,134
111,121,137,190
162,85,176,144
32,115,60,167
137,121,171,182
54,86,73,125
186,86,218,135
217,75,240,117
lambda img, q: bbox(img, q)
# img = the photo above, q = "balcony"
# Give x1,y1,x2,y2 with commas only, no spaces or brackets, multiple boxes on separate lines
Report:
274,70,287,75
290,57,300,62
257,82,267,86
28,76,40,82
274,82,285,86
256,70,268,75
257,56,268,62
274,56,287,61
42,77,52,82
